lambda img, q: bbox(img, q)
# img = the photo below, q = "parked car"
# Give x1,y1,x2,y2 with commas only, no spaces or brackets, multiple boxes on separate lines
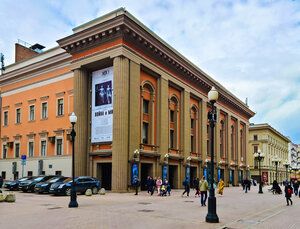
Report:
49,176,100,196
34,177,69,194
4,176,35,191
19,175,58,192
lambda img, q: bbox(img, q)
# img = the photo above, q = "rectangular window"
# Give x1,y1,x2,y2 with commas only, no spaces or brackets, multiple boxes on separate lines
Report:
55,171,62,176
27,171,33,176
57,98,64,116
56,139,62,155
170,110,175,122
254,145,258,153
191,136,194,152
142,122,148,144
29,105,35,121
16,108,21,124
143,100,149,114
15,143,20,158
3,111,8,126
191,118,194,129
41,140,47,156
1,171,6,179
42,102,47,119
254,135,258,141
3,145,7,159
29,142,34,157
170,130,174,148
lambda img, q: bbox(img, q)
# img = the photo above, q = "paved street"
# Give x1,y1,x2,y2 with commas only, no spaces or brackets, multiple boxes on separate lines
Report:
0,185,299,229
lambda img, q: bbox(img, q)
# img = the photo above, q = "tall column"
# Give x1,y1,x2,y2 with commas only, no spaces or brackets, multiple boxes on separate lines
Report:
201,100,207,162
182,90,190,184
157,76,168,178
112,56,130,192
73,68,88,176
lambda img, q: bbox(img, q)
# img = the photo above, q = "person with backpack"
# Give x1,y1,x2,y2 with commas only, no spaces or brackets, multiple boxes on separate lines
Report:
133,177,140,195
182,177,190,197
284,182,293,206
199,176,209,206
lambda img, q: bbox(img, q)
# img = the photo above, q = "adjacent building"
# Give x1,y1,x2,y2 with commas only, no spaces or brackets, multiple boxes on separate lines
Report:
0,8,255,191
288,142,300,178
249,123,290,184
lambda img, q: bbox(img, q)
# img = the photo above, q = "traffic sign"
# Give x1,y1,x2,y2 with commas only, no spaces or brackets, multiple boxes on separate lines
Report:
21,155,26,160
21,160,26,166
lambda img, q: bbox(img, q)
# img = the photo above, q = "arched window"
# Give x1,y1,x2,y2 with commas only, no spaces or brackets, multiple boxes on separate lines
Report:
231,125,235,160
141,82,155,145
169,96,179,149
190,106,198,153
220,120,225,158
240,129,244,161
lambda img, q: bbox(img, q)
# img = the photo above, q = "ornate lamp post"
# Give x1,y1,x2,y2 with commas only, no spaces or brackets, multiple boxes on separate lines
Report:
283,160,290,182
272,156,281,182
205,86,219,223
254,149,264,194
69,112,78,208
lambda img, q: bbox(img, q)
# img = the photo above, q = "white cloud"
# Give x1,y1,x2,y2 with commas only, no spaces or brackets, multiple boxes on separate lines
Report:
0,0,300,142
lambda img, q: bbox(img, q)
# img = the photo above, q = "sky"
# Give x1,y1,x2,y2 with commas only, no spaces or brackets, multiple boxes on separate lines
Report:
0,0,300,143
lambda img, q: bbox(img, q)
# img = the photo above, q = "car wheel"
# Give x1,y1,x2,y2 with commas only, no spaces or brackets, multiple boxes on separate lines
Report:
65,188,71,196
92,187,99,194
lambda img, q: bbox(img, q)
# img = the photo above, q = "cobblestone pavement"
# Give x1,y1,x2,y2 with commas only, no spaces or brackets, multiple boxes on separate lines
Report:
0,185,299,229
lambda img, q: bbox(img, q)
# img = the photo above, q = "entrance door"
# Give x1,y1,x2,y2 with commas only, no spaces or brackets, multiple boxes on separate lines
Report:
141,163,153,190
190,167,197,188
97,163,112,190
169,165,178,189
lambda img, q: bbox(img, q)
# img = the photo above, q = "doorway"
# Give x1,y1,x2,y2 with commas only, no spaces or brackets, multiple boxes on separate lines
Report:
190,167,197,188
169,165,178,189
97,163,112,190
141,163,153,190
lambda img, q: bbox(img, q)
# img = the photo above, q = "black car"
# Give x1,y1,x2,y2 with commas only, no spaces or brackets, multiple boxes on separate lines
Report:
34,177,69,194
19,175,58,192
49,176,100,196
4,176,35,191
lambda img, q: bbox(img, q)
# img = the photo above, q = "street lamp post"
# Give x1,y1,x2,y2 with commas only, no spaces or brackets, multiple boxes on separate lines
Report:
205,86,219,223
69,112,78,208
254,150,264,194
272,156,280,182
283,160,289,182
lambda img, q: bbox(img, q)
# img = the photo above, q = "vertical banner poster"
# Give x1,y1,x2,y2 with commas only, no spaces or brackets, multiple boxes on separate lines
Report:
262,171,268,183
204,168,207,180
218,169,221,181
91,67,113,143
247,171,250,179
186,167,190,182
229,170,232,183
132,164,139,184
239,170,242,182
162,165,168,181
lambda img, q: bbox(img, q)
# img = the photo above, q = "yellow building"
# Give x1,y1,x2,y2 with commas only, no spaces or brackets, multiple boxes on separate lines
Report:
249,123,290,184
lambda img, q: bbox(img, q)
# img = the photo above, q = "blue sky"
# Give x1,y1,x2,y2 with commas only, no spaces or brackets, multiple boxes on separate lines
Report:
0,0,300,143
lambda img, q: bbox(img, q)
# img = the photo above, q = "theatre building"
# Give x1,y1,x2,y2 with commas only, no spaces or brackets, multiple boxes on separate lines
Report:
0,8,255,191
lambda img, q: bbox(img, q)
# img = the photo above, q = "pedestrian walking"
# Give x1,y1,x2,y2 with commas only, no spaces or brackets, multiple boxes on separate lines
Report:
199,176,209,206
194,178,200,197
284,182,293,206
146,176,152,194
244,178,251,193
292,180,299,196
182,177,190,197
151,177,157,196
217,178,225,196
133,177,140,195
156,177,162,196
164,179,171,196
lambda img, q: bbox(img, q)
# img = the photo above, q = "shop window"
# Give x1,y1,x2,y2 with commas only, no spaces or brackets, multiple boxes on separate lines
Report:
3,111,8,126
16,108,21,124
29,105,35,121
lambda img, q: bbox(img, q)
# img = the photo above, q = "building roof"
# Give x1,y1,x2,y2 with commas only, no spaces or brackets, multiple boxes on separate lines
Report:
249,123,290,143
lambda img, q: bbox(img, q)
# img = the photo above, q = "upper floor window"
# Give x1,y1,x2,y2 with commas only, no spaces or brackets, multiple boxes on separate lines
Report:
170,110,175,122
28,142,34,157
231,125,235,160
57,98,64,116
2,144,7,159
254,135,258,141
143,100,149,114
169,96,179,149
41,140,47,156
142,122,149,144
42,102,48,119
254,145,258,153
15,143,20,158
29,105,35,121
220,120,225,158
16,108,21,124
170,129,175,149
3,111,8,126
56,139,63,155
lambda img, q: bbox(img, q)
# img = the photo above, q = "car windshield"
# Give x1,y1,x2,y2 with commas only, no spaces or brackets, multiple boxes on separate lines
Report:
19,178,29,182
33,177,44,182
49,177,60,183
63,178,73,183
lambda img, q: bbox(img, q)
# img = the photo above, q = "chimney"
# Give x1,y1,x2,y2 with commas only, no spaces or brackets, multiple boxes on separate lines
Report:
15,39,45,62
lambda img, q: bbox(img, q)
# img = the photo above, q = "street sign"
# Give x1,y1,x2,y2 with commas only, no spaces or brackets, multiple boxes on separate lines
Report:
21,160,26,166
21,155,26,160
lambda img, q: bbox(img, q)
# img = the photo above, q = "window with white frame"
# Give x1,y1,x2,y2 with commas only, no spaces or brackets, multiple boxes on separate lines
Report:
56,138,63,155
41,140,47,156
2,144,7,159
57,98,64,116
15,143,20,158
16,108,21,124
29,105,35,121
28,142,34,157
41,102,47,119
3,111,8,126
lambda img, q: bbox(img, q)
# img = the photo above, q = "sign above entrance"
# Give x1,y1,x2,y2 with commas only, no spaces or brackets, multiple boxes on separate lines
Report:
91,66,113,143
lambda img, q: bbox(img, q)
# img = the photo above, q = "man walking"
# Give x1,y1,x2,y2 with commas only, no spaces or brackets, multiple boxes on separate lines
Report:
292,180,299,196
199,176,209,206
182,177,190,197
133,177,140,195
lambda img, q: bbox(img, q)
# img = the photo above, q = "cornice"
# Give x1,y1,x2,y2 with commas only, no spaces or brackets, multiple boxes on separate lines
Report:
57,14,255,119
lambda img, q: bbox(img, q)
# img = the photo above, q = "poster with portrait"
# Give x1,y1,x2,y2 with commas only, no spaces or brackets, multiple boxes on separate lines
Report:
262,172,268,183
132,164,139,184
162,165,168,181
91,66,113,143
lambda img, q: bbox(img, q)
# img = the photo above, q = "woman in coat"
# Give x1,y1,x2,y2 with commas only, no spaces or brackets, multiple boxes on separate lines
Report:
217,178,225,196
284,182,293,206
